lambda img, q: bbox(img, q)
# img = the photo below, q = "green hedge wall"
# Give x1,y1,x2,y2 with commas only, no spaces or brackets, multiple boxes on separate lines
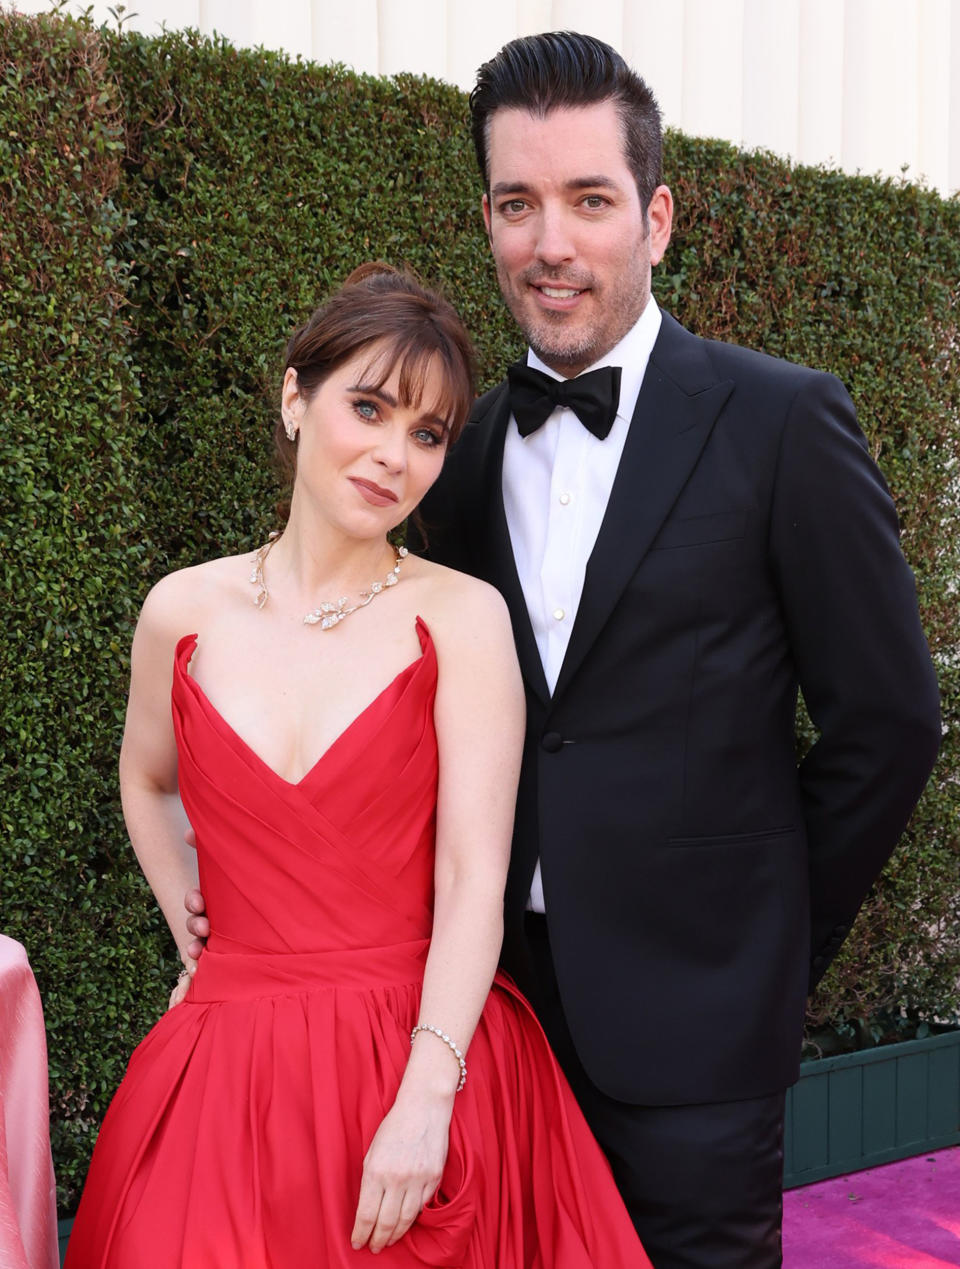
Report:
0,14,165,1194
2,12,958,1207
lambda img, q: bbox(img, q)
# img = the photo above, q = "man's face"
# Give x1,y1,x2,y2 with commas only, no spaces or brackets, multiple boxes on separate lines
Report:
482,100,672,377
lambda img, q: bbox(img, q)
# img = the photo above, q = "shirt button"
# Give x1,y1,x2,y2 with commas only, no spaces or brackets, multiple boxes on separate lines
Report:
552,608,565,621
559,492,571,506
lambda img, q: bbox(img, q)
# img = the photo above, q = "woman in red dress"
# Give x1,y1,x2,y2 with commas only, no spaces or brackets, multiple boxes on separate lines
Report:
66,264,651,1268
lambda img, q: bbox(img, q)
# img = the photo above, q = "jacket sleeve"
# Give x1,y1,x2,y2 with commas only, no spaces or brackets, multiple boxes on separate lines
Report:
767,371,940,989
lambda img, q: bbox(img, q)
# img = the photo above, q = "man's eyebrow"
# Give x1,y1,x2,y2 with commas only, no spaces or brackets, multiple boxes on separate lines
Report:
567,175,621,191
490,181,534,199
490,175,622,199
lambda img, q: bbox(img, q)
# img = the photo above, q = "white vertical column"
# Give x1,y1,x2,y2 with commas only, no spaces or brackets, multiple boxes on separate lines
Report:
916,0,952,191
842,0,919,179
516,0,554,36
246,0,312,59
551,0,623,50
132,0,200,36
199,0,252,47
448,0,516,91
377,0,447,80
797,0,844,168
741,0,800,158
310,0,379,74
681,0,745,145
622,0,684,132
949,0,960,194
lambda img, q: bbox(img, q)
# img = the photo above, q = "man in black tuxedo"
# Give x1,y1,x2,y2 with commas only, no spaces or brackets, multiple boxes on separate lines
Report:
415,30,941,1269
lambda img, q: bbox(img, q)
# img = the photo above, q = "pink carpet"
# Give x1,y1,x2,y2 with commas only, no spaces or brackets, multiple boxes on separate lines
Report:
783,1147,960,1267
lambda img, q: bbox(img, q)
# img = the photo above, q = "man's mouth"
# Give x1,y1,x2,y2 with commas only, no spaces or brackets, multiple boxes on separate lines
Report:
535,285,583,299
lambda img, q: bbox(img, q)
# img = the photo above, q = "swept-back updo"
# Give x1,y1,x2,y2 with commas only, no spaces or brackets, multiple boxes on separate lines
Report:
277,263,476,478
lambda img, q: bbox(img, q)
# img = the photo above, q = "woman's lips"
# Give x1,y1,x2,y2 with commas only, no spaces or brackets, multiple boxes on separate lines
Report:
349,477,399,506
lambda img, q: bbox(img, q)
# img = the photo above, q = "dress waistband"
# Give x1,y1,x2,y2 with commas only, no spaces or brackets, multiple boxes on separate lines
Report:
186,938,430,1002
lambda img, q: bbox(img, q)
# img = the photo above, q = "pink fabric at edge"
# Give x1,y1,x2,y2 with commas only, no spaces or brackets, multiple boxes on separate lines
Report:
0,935,59,1269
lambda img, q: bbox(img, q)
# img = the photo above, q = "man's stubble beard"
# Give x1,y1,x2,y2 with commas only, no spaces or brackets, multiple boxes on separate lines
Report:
496,262,650,377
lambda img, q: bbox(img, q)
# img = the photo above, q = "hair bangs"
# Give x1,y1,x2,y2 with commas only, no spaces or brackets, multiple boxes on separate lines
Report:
355,328,473,444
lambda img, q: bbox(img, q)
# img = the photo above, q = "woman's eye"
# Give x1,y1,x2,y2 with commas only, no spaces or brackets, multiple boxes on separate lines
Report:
414,427,444,447
353,399,378,420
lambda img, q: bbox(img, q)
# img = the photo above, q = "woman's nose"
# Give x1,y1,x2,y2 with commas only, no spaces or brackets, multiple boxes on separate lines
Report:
372,425,406,472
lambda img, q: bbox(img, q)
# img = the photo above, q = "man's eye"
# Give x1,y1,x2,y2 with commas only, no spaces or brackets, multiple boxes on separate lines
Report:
502,200,527,214
583,195,606,209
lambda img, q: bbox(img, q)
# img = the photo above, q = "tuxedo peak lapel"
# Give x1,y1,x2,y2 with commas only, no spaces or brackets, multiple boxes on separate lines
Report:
552,315,734,700
468,385,551,707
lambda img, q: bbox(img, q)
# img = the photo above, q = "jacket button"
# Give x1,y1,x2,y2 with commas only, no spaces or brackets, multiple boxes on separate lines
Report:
541,732,563,753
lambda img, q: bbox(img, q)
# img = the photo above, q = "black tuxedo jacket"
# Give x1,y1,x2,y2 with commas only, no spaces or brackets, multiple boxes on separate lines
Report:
418,312,940,1105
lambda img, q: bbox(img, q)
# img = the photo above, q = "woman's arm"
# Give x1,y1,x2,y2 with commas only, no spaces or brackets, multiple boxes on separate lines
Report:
119,577,199,985
351,579,524,1254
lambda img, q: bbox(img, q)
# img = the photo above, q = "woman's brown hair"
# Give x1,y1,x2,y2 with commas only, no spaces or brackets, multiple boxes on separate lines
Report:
275,262,476,489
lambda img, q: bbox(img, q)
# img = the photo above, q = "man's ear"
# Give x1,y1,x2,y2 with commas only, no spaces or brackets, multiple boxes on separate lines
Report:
481,193,492,239
647,184,674,267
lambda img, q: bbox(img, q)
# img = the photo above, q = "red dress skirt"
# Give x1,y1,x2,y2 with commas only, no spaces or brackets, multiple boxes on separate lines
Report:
66,621,650,1268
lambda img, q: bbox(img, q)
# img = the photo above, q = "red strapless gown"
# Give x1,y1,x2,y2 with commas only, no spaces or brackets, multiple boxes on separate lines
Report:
66,620,649,1268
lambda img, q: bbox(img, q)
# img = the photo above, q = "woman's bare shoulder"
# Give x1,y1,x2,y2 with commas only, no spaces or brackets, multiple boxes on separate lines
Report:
406,557,509,628
138,552,253,640
405,557,514,662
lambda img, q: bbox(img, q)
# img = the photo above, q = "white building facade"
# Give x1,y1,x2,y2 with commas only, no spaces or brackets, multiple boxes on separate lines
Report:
11,0,960,196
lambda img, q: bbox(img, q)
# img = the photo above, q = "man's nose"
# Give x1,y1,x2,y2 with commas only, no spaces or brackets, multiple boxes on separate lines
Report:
534,206,575,265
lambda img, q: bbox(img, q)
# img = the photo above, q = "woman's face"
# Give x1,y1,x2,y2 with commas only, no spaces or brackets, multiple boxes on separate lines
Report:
283,342,450,538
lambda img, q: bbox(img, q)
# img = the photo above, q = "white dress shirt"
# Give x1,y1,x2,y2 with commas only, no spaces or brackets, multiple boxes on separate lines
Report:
502,298,662,912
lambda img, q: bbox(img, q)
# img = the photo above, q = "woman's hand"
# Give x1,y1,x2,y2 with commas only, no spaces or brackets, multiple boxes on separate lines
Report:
350,1089,453,1254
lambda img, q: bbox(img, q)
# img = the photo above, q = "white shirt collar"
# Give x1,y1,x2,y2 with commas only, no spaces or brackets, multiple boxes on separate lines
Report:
526,297,662,428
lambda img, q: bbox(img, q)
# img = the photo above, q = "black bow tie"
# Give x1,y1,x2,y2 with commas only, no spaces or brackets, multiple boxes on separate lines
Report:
507,362,622,440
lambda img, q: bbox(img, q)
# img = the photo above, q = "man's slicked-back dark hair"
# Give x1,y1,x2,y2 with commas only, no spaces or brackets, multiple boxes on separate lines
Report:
469,30,663,212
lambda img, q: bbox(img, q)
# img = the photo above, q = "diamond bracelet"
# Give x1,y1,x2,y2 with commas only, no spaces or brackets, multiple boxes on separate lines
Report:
410,1023,467,1092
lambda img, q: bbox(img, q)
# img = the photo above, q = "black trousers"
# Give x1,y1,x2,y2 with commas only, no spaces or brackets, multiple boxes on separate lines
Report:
522,913,785,1269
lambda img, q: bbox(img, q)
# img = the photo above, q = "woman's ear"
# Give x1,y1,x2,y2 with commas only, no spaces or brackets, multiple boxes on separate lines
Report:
281,368,301,440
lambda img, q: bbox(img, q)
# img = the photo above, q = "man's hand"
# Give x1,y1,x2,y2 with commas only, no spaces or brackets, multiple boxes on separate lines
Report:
167,963,194,1010
183,826,209,961
184,888,209,961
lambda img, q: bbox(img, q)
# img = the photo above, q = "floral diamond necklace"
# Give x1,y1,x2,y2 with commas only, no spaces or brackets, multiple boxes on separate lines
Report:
249,532,407,630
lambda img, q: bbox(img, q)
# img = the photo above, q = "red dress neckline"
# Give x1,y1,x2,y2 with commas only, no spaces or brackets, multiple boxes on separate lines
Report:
173,616,433,788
